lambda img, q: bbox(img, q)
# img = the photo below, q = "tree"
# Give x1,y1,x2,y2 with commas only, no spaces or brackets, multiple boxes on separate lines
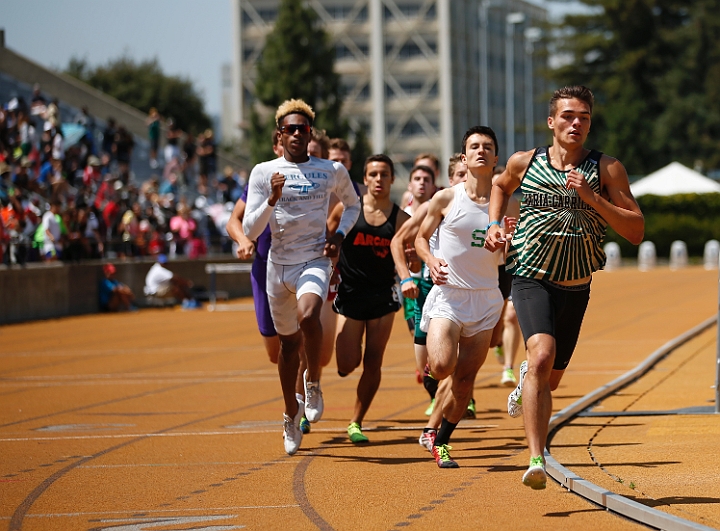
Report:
349,127,372,183
250,0,345,164
65,55,212,134
550,0,720,174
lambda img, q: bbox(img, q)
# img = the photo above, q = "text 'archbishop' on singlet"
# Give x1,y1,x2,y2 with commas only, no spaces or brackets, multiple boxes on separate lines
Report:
506,147,607,281
436,183,499,290
338,199,399,290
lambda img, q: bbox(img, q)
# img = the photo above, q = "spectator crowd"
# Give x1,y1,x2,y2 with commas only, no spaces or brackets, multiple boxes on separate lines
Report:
0,85,247,266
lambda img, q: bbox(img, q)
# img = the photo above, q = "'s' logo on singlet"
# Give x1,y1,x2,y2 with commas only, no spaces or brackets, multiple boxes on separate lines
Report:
471,229,486,248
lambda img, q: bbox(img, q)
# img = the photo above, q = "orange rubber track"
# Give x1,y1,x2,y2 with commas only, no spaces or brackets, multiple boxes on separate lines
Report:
0,266,717,531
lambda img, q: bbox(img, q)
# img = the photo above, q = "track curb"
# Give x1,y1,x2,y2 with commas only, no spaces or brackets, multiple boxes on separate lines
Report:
545,315,718,531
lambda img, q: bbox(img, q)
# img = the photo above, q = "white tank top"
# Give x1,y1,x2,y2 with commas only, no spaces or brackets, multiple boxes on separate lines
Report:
421,221,441,280
436,183,499,290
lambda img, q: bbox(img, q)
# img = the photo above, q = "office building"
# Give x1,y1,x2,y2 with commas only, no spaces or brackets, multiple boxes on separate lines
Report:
228,0,547,180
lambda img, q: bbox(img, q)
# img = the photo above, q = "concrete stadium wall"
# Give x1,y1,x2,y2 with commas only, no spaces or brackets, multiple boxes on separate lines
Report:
0,258,252,325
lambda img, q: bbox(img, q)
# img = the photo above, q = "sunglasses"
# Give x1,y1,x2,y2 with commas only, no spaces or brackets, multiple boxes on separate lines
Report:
279,124,312,135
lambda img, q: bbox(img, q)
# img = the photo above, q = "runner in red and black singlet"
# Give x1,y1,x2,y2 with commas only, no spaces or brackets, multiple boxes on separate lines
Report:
334,201,400,318
333,154,411,444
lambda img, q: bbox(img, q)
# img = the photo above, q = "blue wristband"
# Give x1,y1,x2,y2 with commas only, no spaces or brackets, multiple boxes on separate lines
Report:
486,220,500,231
400,277,414,285
336,230,345,239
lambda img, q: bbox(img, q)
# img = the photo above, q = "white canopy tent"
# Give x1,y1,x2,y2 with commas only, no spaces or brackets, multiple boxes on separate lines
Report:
630,162,720,197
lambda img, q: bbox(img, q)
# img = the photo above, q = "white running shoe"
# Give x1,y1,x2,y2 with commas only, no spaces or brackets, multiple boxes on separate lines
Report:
501,368,517,387
283,395,305,455
522,456,547,490
418,429,437,452
507,360,528,418
303,370,324,423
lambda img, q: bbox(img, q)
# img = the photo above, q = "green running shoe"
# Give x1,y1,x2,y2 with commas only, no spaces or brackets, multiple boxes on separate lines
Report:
431,444,459,468
465,398,476,419
522,455,547,490
424,398,435,416
501,368,517,387
347,422,369,443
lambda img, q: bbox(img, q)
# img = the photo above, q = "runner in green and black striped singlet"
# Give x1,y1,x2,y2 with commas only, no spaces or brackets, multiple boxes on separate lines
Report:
506,147,607,282
484,85,645,491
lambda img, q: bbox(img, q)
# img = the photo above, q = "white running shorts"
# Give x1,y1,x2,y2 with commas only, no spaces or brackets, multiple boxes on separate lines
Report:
266,257,333,336
420,284,503,337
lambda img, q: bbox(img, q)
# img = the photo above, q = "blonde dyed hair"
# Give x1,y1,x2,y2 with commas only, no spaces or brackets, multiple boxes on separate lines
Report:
275,99,315,126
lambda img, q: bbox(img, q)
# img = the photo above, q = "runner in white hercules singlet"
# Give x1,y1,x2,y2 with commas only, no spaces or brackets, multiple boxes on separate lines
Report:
243,99,360,456
244,155,358,266
414,126,504,469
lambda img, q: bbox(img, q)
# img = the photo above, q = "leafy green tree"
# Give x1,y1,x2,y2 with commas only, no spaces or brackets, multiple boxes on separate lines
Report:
550,0,720,174
65,55,211,134
651,1,720,171
250,0,345,164
249,107,281,166
349,126,372,183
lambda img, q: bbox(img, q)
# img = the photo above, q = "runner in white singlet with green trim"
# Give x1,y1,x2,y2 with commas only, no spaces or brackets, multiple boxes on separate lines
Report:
415,126,504,469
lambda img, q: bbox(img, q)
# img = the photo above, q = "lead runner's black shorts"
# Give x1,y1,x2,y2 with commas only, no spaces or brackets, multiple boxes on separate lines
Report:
498,265,512,300
510,276,590,371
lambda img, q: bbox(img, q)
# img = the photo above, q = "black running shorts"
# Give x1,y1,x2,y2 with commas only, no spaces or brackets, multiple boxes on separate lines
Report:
498,265,512,300
511,276,590,371
333,283,401,321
